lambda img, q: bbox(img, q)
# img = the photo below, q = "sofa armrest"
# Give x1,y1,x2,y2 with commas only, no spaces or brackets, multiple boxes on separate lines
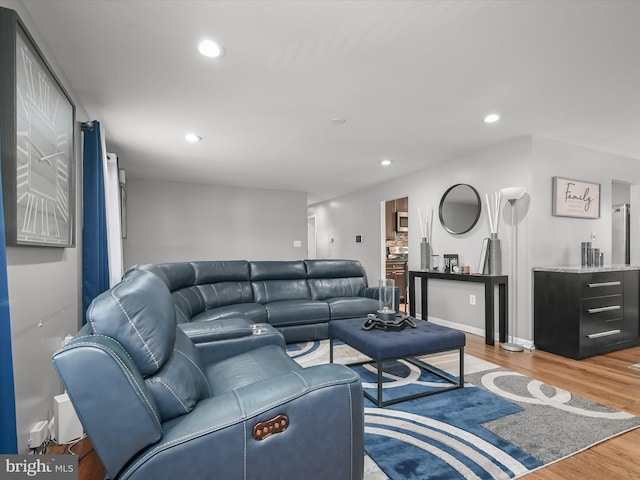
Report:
53,336,162,478
362,286,400,308
178,317,254,343
119,364,364,480
194,323,286,364
361,286,379,300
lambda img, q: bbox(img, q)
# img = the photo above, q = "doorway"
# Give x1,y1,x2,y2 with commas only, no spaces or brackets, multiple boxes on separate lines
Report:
307,216,317,259
612,180,632,265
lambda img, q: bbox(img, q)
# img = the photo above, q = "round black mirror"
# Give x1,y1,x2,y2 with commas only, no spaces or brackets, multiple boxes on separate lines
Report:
439,184,481,235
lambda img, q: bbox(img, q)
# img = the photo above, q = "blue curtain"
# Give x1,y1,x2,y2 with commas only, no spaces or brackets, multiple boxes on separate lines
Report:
82,121,110,324
0,136,18,453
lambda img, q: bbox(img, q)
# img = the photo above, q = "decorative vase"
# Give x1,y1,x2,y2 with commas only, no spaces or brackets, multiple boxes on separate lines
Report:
489,233,502,275
420,238,430,270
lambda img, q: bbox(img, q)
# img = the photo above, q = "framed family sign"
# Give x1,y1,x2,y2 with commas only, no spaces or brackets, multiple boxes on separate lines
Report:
0,7,76,246
552,176,600,219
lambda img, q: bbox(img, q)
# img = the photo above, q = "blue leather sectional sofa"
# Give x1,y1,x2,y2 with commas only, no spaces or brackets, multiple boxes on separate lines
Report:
53,266,365,479
133,259,387,343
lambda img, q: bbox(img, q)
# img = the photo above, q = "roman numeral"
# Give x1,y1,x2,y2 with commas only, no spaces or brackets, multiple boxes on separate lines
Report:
16,164,29,191
19,46,36,104
38,73,50,118
20,193,37,234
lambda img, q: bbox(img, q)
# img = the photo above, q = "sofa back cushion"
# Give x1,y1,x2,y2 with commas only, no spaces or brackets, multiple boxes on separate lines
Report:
192,260,251,283
250,261,311,304
171,287,206,324
305,259,369,300
89,269,176,376
197,282,254,309
305,259,367,280
135,261,254,323
192,261,254,310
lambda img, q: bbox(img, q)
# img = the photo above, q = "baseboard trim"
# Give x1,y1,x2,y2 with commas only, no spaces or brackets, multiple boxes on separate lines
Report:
415,314,534,350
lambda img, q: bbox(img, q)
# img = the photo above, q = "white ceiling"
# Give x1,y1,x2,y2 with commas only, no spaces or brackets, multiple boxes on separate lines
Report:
20,0,640,204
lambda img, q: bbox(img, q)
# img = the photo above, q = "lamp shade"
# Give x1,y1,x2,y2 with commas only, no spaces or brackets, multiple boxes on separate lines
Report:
499,187,526,202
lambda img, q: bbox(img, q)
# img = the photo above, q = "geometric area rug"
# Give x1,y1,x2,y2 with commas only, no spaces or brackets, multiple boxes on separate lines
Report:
287,340,640,480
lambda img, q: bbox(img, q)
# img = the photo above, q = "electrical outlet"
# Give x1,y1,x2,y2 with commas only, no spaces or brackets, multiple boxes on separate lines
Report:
469,294,476,305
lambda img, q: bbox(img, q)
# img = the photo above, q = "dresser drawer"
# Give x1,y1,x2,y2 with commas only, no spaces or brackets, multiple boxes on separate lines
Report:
582,295,623,322
582,272,623,298
581,318,624,351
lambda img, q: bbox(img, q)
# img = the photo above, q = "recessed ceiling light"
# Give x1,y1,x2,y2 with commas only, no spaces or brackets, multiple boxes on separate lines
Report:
185,133,202,143
330,117,346,125
198,40,224,58
381,159,392,166
484,113,500,123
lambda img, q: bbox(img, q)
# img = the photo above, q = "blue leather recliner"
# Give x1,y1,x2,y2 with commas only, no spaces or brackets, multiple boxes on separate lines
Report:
52,268,364,480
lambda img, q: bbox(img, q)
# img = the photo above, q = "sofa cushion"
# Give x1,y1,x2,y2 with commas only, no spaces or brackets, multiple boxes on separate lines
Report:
307,277,368,301
265,300,331,327
178,317,254,344
206,344,302,394
192,260,250,283
142,262,196,290
276,323,330,343
145,328,212,422
252,279,311,304
249,260,307,281
304,259,367,279
171,287,206,324
88,270,175,376
326,297,379,319
191,303,268,323
197,282,254,308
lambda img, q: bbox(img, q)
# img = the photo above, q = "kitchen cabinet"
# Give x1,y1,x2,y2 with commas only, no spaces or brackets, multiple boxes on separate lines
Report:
385,197,409,240
533,267,640,359
385,201,395,240
386,261,407,304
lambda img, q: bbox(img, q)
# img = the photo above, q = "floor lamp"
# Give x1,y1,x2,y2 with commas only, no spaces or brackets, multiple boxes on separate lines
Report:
499,187,526,352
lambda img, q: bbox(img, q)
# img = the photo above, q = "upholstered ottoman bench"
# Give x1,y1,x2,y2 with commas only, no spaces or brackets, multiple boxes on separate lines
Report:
329,317,465,407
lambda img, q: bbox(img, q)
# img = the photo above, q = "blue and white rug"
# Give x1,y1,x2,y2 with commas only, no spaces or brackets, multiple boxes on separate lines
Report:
287,340,640,480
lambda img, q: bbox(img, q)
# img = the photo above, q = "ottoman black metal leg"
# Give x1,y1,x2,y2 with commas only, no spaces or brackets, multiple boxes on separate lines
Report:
329,336,334,363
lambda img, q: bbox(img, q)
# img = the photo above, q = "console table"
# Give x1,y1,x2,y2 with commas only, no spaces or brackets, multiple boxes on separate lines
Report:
408,270,508,346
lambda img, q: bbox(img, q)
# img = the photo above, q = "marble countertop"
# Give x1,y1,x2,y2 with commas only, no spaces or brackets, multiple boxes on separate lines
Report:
533,265,640,273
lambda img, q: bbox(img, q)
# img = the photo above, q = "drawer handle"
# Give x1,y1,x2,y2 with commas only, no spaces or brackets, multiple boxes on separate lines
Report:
587,329,621,339
587,305,621,314
587,281,621,288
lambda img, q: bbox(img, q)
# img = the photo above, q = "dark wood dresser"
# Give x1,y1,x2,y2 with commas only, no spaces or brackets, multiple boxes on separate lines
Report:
533,266,640,359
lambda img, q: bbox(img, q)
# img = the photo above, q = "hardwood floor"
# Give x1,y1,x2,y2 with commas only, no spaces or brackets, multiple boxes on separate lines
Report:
48,436,105,480
55,333,640,480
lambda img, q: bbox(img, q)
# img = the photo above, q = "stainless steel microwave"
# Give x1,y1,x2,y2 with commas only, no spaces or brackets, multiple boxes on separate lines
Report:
396,211,408,232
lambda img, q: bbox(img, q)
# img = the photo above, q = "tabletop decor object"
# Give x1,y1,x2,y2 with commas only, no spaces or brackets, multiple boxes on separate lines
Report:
485,191,502,275
417,204,433,270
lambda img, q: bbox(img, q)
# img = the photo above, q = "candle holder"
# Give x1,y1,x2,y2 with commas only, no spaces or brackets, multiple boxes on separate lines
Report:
377,278,396,321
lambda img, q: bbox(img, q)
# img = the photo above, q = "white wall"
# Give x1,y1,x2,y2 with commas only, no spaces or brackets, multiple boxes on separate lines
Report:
309,137,533,340
530,137,640,268
1,0,89,452
123,178,308,267
309,136,640,345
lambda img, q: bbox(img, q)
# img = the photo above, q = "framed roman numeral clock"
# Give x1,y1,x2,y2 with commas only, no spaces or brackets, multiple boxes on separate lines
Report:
0,7,75,247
